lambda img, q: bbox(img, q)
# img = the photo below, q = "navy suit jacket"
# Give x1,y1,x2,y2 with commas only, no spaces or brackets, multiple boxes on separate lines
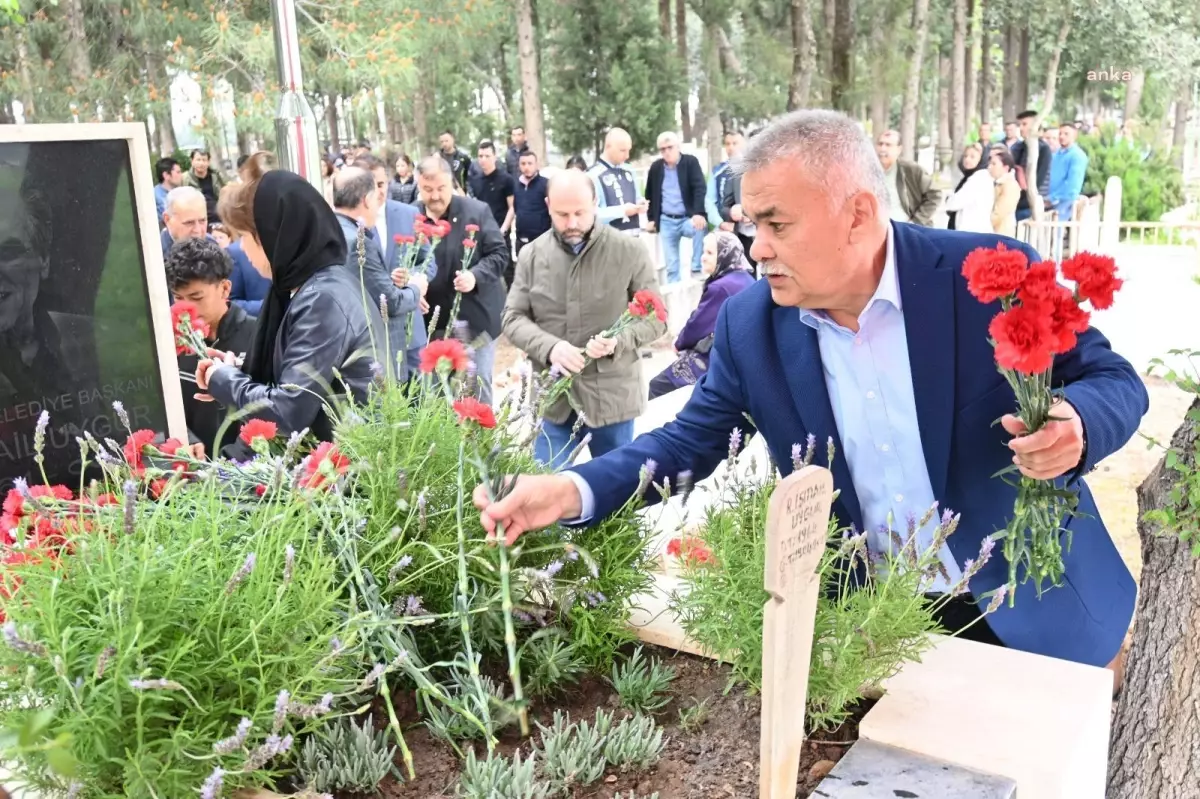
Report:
571,222,1147,667
380,200,437,352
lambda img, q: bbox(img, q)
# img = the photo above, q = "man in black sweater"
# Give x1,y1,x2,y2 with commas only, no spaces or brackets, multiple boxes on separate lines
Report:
512,151,551,258
164,237,257,455
1011,109,1053,223
416,156,509,405
644,131,708,283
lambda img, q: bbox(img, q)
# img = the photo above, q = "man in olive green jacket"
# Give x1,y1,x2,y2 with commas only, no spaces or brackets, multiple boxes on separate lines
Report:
504,169,666,469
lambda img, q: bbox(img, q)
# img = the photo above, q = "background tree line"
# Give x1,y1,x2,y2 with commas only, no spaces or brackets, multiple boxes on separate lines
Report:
0,0,1198,170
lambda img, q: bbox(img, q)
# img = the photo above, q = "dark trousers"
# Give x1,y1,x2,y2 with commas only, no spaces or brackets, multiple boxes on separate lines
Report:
926,593,1004,646
647,370,679,400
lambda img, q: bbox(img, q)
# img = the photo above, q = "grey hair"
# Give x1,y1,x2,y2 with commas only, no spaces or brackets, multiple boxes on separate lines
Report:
164,186,205,216
656,131,680,148
734,110,890,214
331,167,375,210
415,155,451,178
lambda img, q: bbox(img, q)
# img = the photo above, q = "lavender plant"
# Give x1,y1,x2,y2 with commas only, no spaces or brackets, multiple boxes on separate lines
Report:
607,646,676,715
456,749,550,799
601,714,666,772
297,714,397,795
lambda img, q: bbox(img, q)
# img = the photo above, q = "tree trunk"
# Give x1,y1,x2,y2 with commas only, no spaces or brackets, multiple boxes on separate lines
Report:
900,0,931,162
325,94,341,154
714,25,744,77
830,0,853,112
146,53,177,155
516,0,546,162
496,41,515,126
1016,25,1030,113
788,0,815,110
937,55,952,173
413,86,429,151
978,26,991,125
659,0,671,38
15,28,35,122
60,0,91,86
1172,81,1193,166
700,24,723,169
964,0,982,131
1001,23,1017,123
1042,20,1071,120
950,0,967,156
1108,396,1200,798
676,0,692,141
1124,68,1147,124
822,0,835,103
237,129,253,159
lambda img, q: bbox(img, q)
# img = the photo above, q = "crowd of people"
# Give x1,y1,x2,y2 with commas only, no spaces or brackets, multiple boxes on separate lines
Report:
149,110,1089,468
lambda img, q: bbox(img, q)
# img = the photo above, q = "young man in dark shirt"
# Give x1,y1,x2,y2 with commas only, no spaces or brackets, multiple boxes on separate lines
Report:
164,237,257,455
512,150,550,258
468,140,516,285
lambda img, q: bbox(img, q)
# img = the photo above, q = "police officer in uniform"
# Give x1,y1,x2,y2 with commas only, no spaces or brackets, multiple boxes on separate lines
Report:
586,127,648,235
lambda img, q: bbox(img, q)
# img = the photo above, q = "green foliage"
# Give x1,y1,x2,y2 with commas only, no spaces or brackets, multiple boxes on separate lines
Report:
1077,126,1185,222
541,0,683,157
0,474,358,798
535,709,609,791
607,646,676,715
522,634,587,697
669,451,960,730
677,698,710,732
1142,352,1200,555
297,714,397,795
457,749,549,799
601,713,666,772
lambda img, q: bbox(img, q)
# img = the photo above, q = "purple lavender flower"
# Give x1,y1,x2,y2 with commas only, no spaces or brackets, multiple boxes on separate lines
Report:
636,459,658,497
288,692,333,719
225,553,257,595
403,595,426,616
565,546,580,562
790,443,803,471
330,637,344,655
128,678,186,691
272,689,290,733
805,432,817,465
3,622,47,657
33,411,49,464
417,489,428,533
370,360,384,378
64,782,82,799
677,470,694,505
585,591,607,607
728,427,742,461
544,560,563,577
358,662,387,692
199,767,224,799
379,294,389,321
826,436,837,464
242,734,293,772
122,480,137,535
388,553,414,584
514,610,534,624
94,645,115,679
112,401,131,432
984,585,1009,614
213,718,253,754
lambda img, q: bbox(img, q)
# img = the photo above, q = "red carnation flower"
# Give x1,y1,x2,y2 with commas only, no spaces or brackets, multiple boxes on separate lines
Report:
629,289,668,323
420,338,470,374
1045,287,1091,353
1060,252,1123,310
667,536,715,566
170,301,211,355
255,484,267,497
988,304,1056,375
149,478,170,500
301,442,350,489
452,397,496,429
465,223,480,234
962,243,1029,303
157,438,190,472
421,223,441,241
89,493,119,507
123,430,157,475
395,234,416,245
240,419,279,447
463,239,477,250
393,233,404,244
415,214,427,225
436,220,453,238
1017,260,1060,309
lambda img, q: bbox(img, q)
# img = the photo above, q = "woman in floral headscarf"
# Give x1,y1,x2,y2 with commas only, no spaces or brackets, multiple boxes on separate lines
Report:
648,230,756,399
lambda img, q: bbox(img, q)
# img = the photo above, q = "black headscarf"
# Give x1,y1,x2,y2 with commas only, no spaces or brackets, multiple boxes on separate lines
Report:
243,170,348,384
946,148,986,231
704,231,753,289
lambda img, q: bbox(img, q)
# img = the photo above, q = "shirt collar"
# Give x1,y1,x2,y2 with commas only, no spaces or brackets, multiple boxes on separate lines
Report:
799,223,900,330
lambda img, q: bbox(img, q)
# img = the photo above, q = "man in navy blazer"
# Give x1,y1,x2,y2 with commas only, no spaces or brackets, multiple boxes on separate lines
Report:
354,155,438,376
473,110,1148,673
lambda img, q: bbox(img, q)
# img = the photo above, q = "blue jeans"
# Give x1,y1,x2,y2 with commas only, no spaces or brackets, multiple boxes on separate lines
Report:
1015,207,1032,222
659,215,704,283
534,412,635,471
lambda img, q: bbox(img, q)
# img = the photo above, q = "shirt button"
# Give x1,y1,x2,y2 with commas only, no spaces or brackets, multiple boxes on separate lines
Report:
880,444,890,452
895,493,904,503
854,337,863,346
866,390,876,400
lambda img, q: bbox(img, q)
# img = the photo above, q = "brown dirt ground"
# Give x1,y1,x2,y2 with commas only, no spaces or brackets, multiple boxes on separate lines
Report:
379,647,865,799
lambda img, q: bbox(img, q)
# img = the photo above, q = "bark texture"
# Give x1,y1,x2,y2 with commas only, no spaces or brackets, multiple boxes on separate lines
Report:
977,26,991,123
516,0,547,162
676,0,692,141
964,0,981,130
950,0,967,156
1041,20,1071,120
1172,81,1193,164
899,0,931,162
937,55,951,172
1124,68,1147,124
1108,396,1200,798
60,0,91,86
787,0,815,110
829,0,853,112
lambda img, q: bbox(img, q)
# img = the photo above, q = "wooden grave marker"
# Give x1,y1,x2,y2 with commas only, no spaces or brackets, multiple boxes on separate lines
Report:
760,465,834,799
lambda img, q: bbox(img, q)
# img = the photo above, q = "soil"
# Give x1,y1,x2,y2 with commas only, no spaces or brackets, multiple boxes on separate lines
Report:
377,646,866,799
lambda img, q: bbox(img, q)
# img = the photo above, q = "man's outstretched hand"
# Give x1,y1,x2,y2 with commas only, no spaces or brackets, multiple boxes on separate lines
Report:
472,474,583,545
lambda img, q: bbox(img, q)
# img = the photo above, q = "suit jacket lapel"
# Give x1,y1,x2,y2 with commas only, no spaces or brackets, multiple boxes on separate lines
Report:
772,307,863,530
383,203,399,268
894,223,955,502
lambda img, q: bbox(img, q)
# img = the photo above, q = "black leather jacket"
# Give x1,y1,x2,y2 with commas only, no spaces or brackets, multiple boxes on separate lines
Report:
207,266,382,441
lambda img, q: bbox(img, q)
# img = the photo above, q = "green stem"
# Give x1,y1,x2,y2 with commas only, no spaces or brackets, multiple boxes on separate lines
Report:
381,683,415,780
454,437,495,752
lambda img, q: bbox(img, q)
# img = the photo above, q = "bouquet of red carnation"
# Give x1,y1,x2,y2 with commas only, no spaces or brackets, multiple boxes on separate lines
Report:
962,244,1123,601
540,290,668,411
170,301,210,357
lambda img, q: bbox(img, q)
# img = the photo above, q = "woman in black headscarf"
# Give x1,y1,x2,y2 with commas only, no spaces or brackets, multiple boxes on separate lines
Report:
195,153,382,441
647,231,755,400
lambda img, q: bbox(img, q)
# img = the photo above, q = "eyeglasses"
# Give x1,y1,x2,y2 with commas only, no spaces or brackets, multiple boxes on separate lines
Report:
658,145,676,153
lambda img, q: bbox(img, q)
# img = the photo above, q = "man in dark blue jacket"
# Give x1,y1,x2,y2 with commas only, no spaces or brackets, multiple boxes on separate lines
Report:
512,151,551,262
644,131,708,282
472,110,1148,676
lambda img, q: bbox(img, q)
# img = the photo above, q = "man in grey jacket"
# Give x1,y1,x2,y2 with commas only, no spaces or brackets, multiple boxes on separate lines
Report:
503,169,666,469
332,167,426,381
